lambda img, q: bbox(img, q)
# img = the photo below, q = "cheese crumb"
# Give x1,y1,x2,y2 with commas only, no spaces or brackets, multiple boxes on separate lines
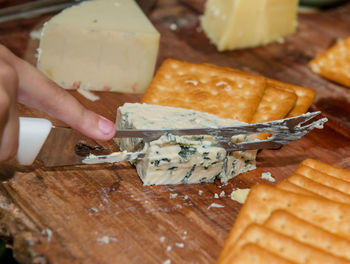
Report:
207,203,224,209
198,190,203,195
230,188,250,204
182,230,188,240
219,191,225,197
97,236,118,244
261,172,275,182
41,228,53,242
163,260,171,264
90,207,98,212
169,23,178,31
170,193,178,199
183,195,189,200
214,193,219,199
160,236,166,243
176,243,184,248
167,245,172,252
77,88,100,101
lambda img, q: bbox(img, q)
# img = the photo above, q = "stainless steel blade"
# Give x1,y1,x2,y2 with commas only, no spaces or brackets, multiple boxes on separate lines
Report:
36,127,108,167
114,111,325,141
38,112,327,167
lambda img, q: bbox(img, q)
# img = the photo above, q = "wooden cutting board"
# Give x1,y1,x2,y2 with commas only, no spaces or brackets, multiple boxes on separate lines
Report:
1,0,350,263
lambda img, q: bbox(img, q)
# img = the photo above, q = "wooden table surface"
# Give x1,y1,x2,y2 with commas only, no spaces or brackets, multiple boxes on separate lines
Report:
1,0,350,263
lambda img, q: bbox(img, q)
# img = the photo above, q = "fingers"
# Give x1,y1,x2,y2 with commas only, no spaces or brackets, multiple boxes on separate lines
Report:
4,46,115,141
0,86,10,141
0,107,19,161
46,88,116,141
0,60,19,161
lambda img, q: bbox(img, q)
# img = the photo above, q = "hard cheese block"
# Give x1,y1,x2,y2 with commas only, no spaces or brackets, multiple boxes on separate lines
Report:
115,103,256,185
200,0,298,51
37,0,160,93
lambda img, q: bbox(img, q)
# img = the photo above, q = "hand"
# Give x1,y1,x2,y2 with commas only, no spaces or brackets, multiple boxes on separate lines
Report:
0,45,116,162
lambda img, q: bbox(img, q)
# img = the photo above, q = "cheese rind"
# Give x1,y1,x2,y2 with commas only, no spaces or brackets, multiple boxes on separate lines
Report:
200,0,298,51
115,103,256,185
37,0,160,93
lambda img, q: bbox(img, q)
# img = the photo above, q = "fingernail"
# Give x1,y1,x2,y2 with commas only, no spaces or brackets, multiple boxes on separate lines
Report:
98,116,115,135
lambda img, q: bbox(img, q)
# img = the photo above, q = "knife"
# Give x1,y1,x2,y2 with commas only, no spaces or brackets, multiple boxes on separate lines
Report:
17,117,110,166
17,112,327,167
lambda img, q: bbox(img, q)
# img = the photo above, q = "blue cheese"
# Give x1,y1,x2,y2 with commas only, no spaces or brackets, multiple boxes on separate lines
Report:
261,171,275,182
115,103,256,185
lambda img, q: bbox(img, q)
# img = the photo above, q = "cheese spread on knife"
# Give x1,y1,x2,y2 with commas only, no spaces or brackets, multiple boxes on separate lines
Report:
111,103,256,185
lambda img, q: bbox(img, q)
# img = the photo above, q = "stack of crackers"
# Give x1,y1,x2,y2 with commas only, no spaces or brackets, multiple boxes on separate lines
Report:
218,159,350,263
309,36,350,88
141,59,316,124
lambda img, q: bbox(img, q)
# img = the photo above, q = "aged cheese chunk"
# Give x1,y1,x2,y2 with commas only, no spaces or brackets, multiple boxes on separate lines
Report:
115,103,257,185
200,0,298,51
230,188,250,204
37,0,160,93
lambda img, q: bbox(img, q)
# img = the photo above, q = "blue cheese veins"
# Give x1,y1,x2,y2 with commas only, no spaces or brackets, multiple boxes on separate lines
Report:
115,103,257,185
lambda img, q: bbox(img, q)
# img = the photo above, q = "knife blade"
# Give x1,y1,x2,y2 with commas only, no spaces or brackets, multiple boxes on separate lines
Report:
83,111,327,165
18,112,327,167
36,126,110,167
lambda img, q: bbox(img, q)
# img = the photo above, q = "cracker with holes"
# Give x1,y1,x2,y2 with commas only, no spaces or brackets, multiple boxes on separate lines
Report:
141,59,266,123
301,158,350,183
295,165,350,195
201,63,299,123
264,210,350,261
218,184,350,260
309,36,350,87
250,86,297,123
218,160,350,263
266,79,316,118
286,173,350,204
219,224,348,264
277,180,317,196
227,243,297,264
202,62,315,122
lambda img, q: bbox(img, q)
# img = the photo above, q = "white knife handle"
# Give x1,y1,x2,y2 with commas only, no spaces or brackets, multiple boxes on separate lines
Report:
17,117,52,165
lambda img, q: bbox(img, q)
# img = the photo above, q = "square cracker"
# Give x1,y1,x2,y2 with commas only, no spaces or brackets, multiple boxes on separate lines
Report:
309,36,350,87
265,210,350,261
266,79,316,118
203,63,315,121
219,224,348,264
219,184,350,258
250,86,297,123
287,173,350,204
276,180,318,196
141,59,266,123
295,165,350,195
226,243,296,264
201,63,298,123
301,158,350,183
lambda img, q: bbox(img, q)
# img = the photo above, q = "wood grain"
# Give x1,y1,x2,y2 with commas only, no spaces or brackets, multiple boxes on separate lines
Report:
0,0,350,263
